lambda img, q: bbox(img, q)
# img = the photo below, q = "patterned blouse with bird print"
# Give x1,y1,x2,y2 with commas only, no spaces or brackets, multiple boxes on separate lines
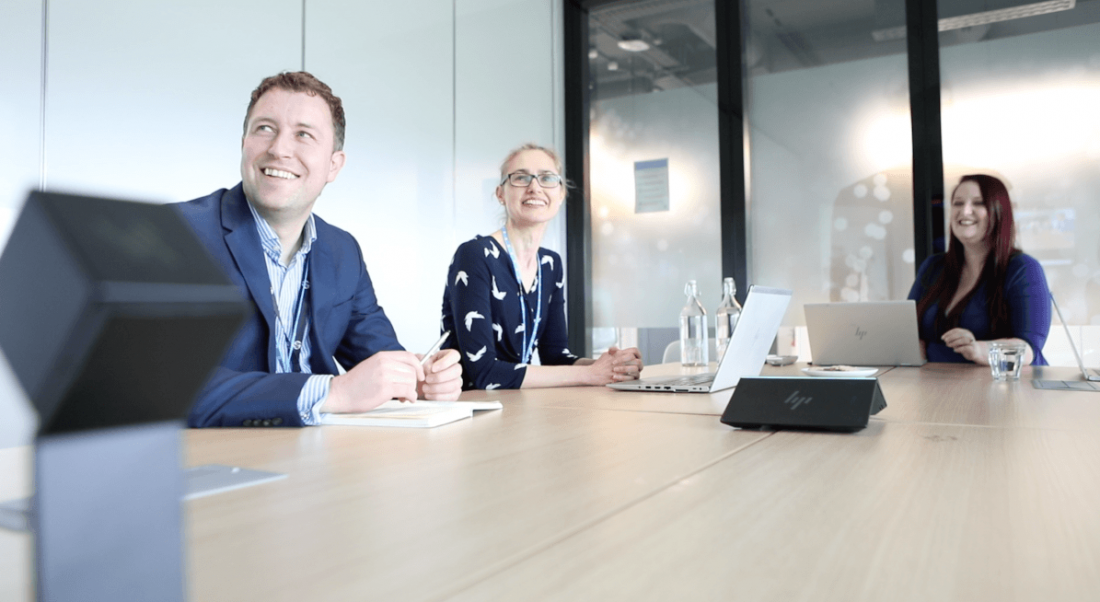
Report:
441,235,578,390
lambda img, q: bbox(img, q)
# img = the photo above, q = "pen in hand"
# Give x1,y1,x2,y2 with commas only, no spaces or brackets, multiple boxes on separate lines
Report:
419,331,451,369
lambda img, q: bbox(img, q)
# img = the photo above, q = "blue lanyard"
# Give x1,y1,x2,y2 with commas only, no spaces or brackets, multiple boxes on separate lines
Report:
271,256,311,373
500,228,542,364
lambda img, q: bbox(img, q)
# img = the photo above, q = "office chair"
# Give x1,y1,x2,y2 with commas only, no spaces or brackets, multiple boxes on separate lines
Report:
662,340,718,364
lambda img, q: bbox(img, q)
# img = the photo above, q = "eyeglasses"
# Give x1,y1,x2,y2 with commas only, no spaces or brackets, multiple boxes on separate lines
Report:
502,172,563,189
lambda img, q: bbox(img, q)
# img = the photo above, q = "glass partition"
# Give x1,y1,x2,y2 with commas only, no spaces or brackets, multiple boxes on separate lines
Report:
937,0,1100,366
743,0,913,357
586,0,721,360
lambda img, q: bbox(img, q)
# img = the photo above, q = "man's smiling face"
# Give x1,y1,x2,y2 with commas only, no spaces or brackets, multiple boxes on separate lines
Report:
240,87,345,222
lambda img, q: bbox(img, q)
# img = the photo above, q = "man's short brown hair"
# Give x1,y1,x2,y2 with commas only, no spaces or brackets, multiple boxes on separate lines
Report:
244,71,346,151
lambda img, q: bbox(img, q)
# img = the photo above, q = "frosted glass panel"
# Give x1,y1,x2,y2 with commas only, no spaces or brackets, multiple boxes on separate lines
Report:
937,0,1100,366
0,0,43,241
590,85,721,327
745,0,913,331
588,0,721,349
45,0,302,203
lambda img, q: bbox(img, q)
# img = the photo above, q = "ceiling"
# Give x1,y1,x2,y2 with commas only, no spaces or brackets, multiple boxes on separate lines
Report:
587,0,1100,101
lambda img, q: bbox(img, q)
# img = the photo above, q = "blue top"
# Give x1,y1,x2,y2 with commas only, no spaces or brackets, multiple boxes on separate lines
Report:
907,252,1051,365
441,235,578,389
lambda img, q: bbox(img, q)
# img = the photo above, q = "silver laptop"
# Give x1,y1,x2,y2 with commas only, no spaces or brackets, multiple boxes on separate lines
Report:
608,286,792,393
804,300,926,367
1033,293,1100,391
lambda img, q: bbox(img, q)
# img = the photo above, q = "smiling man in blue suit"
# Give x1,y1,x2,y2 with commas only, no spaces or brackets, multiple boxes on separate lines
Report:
178,72,462,427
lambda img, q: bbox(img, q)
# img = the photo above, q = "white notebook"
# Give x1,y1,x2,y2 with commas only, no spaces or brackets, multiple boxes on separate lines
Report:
322,400,503,428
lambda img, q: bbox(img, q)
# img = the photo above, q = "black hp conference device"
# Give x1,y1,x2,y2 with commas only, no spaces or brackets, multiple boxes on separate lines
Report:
0,190,250,434
0,190,251,602
720,377,887,433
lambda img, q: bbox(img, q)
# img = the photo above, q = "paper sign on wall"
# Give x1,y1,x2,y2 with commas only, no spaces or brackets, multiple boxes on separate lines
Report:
634,158,669,213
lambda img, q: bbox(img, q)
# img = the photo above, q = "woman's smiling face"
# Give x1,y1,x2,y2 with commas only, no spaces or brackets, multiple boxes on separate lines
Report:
496,150,565,227
950,180,990,248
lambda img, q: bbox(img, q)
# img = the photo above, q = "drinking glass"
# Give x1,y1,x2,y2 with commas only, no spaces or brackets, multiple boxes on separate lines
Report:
988,342,1027,381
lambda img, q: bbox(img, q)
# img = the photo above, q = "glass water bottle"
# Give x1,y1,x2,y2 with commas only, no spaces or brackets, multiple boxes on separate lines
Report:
680,280,709,367
715,277,743,362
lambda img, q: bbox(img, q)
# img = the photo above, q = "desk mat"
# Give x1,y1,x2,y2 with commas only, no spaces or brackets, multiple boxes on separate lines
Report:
1032,379,1100,391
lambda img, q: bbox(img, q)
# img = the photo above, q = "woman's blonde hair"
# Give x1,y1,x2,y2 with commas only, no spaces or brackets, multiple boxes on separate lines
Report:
498,143,566,183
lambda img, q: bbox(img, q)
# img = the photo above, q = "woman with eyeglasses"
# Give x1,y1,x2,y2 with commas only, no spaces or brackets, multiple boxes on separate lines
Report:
907,174,1051,365
440,143,643,390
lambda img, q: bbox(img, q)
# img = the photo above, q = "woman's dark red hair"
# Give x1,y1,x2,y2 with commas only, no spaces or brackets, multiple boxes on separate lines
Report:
915,174,1020,338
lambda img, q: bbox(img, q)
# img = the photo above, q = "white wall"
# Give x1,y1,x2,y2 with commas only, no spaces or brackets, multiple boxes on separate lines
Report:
0,0,45,449
0,0,564,448
306,0,458,354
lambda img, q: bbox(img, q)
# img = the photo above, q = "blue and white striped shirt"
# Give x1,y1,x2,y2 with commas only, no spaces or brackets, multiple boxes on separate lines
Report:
247,202,331,426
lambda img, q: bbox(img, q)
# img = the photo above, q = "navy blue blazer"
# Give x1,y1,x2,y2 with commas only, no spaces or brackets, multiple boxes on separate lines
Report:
176,184,404,427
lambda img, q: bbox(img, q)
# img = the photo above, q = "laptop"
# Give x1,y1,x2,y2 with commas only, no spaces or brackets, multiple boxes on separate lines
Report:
608,285,792,393
804,300,926,367
1033,293,1100,391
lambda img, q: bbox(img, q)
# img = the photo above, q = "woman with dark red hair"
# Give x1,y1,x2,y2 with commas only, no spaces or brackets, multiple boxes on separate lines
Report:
907,174,1051,365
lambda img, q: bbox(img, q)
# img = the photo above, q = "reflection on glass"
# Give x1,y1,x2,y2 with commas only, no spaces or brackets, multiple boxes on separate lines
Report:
587,0,721,356
744,0,913,343
937,0,1100,366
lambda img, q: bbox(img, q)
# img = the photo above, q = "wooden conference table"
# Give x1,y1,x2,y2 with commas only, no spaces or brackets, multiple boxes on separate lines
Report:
1,363,1099,601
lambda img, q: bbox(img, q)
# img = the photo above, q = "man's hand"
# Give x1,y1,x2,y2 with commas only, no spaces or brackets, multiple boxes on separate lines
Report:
417,349,463,401
322,351,424,414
